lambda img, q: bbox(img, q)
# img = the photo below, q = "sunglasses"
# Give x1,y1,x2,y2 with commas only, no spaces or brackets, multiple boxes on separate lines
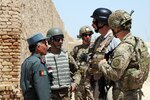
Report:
53,37,64,42
92,21,97,24
82,33,92,37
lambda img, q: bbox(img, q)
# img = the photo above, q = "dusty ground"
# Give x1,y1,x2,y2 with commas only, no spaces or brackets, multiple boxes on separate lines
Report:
106,74,150,100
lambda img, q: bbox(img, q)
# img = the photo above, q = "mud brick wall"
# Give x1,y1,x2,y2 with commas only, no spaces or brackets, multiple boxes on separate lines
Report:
0,0,22,99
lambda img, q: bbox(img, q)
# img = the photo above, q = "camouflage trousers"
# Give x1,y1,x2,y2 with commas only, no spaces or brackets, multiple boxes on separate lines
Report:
75,80,94,100
51,87,70,100
112,88,143,100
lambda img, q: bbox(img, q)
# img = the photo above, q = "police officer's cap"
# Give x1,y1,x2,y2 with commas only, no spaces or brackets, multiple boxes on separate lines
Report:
27,33,47,46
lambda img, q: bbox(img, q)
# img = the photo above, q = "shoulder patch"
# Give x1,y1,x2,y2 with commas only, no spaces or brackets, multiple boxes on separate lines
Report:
39,70,47,76
112,58,121,67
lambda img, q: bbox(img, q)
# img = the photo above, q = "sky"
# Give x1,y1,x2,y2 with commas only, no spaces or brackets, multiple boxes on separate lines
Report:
52,0,150,42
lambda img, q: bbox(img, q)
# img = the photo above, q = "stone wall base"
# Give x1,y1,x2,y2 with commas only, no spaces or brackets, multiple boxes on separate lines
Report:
0,84,23,100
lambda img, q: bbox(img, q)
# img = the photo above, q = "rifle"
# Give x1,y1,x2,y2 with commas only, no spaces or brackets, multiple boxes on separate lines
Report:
130,10,134,16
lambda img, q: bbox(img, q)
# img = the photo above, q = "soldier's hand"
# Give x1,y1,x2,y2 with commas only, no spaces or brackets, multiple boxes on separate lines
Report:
70,83,77,92
89,65,99,74
79,53,88,62
92,52,105,62
98,59,107,71
98,59,107,67
91,59,107,73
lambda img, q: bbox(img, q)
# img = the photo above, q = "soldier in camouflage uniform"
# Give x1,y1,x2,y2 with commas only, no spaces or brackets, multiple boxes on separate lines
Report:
45,28,81,100
89,8,120,100
71,26,94,100
91,10,150,100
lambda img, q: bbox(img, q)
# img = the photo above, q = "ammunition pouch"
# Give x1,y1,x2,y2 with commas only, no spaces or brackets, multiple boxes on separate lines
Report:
90,52,105,69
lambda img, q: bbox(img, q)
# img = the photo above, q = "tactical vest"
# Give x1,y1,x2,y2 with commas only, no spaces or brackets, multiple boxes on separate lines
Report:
89,33,114,65
120,36,150,90
45,50,71,90
94,33,114,54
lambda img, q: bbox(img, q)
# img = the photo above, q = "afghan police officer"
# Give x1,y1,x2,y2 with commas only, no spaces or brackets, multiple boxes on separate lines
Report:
91,10,150,100
71,26,94,100
45,27,81,100
20,33,51,100
89,8,120,100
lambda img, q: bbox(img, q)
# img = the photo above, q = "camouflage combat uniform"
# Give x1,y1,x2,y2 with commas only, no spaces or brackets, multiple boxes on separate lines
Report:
71,44,94,100
94,9,150,100
97,33,150,100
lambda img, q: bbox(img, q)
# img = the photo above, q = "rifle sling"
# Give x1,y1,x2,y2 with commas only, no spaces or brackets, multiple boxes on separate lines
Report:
96,33,114,53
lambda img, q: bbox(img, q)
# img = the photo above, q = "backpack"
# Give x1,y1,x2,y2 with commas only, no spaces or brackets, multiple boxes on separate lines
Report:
121,36,150,90
134,37,150,82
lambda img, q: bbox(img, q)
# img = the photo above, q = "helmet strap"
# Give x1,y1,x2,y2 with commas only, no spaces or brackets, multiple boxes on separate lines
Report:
98,24,106,29
96,24,106,32
116,29,122,34
112,27,123,37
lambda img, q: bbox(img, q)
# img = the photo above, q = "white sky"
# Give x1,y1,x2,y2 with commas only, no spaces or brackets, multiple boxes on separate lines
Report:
53,0,150,42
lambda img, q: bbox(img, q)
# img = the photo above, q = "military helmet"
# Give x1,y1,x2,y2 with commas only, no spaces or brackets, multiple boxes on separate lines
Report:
91,8,112,24
108,10,132,29
79,26,93,36
47,27,64,39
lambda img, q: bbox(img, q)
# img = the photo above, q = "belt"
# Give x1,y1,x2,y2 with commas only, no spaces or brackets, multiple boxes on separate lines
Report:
52,87,69,91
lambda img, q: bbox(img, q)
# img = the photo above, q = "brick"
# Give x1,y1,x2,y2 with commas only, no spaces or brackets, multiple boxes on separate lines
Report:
2,42,12,46
0,18,8,21
2,61,13,66
2,28,12,32
2,68,12,72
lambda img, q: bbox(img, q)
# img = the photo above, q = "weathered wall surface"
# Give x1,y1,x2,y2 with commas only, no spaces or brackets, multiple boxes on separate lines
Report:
0,0,74,99
21,0,74,62
0,0,22,99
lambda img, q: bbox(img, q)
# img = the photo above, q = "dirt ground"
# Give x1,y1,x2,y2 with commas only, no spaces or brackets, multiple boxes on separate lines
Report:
106,73,150,100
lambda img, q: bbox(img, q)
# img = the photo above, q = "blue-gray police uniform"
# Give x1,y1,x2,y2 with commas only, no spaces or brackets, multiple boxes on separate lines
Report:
20,53,51,100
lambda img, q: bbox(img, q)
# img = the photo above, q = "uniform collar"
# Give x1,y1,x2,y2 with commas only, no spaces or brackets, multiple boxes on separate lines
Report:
32,53,42,58
82,43,90,48
33,53,45,64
